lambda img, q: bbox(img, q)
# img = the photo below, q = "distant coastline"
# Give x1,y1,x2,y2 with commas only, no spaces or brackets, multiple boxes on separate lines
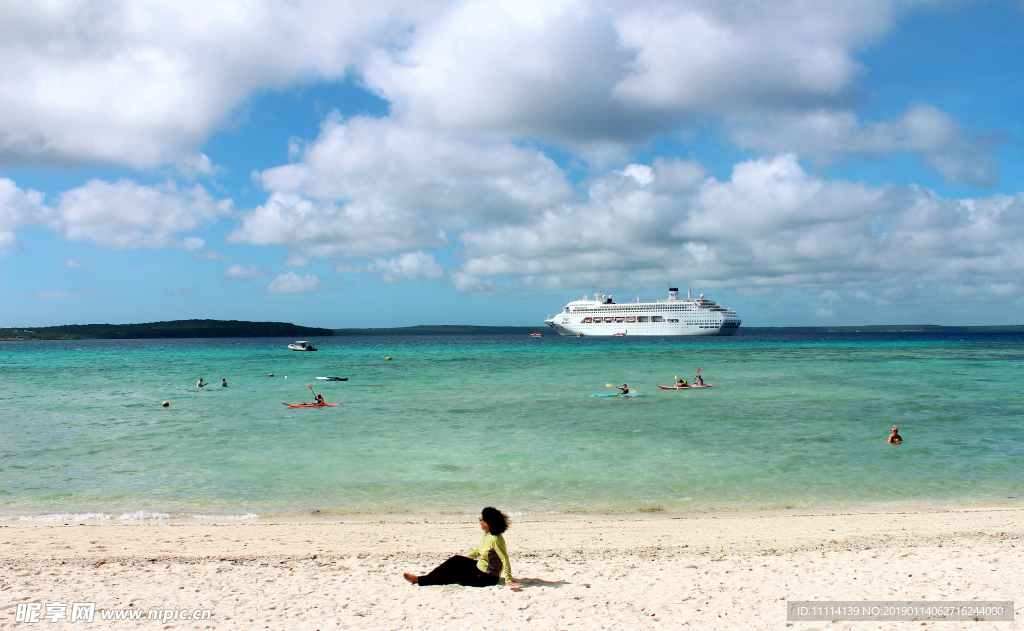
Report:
332,324,1024,335
333,325,547,335
3,321,1021,340
737,324,1024,334
0,319,334,341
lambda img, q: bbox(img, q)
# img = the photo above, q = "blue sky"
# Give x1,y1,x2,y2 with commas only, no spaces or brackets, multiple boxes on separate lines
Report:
2,0,1023,328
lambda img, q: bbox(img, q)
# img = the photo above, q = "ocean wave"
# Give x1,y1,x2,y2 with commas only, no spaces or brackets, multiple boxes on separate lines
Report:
5,511,259,522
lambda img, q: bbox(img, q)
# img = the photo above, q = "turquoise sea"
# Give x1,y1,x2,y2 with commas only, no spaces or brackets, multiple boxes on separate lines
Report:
1,332,1022,520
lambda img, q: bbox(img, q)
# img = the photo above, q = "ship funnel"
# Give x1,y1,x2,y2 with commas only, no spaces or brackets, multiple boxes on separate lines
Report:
668,287,678,300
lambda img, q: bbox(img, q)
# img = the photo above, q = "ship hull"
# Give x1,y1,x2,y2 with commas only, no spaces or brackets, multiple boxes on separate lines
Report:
545,322,737,336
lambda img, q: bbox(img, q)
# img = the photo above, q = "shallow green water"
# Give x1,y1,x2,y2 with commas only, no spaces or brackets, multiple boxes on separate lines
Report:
1,333,1022,519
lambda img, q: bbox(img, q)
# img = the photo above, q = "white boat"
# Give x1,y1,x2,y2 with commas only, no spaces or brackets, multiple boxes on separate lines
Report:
288,341,317,351
544,288,741,336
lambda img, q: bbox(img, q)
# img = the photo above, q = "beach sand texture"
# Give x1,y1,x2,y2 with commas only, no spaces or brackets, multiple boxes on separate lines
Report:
2,507,1021,630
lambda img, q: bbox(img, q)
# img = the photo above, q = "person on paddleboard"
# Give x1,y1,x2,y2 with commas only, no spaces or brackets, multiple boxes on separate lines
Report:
888,426,903,444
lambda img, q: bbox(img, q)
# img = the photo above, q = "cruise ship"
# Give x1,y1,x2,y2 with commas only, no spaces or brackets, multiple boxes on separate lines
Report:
544,288,741,336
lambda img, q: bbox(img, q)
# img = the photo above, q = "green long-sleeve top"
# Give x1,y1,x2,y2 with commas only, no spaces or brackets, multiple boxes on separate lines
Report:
467,532,513,583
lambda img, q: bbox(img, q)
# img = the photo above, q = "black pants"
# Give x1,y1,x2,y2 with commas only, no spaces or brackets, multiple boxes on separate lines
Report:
418,555,500,587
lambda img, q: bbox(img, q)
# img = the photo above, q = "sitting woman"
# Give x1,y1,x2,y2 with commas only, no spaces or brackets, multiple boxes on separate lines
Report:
404,507,518,588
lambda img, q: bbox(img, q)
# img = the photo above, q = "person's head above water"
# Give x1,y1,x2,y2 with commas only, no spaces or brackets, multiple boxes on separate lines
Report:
480,507,509,535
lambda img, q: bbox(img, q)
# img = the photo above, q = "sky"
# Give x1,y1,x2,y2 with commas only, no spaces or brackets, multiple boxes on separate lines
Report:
1,0,1023,329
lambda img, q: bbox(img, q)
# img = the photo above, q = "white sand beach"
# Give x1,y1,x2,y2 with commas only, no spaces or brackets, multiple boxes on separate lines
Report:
2,506,1021,630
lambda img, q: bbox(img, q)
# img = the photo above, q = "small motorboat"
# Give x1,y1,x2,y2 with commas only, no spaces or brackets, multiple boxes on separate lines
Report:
529,332,543,337
288,341,317,351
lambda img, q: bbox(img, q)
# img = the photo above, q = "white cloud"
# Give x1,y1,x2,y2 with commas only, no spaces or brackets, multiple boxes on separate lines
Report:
368,251,444,283
266,271,320,293
23,288,100,300
611,2,891,113
361,0,901,149
229,115,572,257
224,264,269,280
174,153,219,179
1,0,933,168
731,105,1002,186
0,0,423,167
450,154,1024,298
0,178,46,253
63,258,86,268
26,289,72,300
452,271,506,296
52,179,231,249
364,0,638,142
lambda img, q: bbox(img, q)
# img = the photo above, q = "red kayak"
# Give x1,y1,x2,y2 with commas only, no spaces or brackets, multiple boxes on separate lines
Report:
282,402,343,408
657,384,714,389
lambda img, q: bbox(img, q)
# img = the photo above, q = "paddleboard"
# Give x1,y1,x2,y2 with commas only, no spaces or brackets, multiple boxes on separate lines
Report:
315,377,348,381
282,402,343,408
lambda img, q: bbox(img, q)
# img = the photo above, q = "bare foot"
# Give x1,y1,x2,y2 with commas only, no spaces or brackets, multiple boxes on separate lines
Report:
403,573,418,584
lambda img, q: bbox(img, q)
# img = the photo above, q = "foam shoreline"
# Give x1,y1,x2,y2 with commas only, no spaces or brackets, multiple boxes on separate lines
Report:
3,506,1020,629
4,496,1023,524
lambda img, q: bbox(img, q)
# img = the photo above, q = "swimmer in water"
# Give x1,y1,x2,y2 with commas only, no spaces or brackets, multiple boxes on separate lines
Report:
197,378,206,388
221,378,228,387
888,426,903,444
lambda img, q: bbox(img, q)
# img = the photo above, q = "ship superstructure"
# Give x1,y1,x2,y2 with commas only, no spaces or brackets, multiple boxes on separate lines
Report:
544,288,741,336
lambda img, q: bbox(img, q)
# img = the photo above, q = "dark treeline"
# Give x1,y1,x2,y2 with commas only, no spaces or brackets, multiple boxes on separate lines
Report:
333,325,546,335
737,325,1024,334
1,320,334,340
6,322,1020,340
334,324,1024,336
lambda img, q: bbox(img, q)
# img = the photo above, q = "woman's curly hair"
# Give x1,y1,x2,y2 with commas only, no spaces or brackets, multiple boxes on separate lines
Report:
481,506,510,535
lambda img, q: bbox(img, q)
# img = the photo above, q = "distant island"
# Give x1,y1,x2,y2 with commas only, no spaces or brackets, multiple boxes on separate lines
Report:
333,325,546,335
4,322,1020,341
334,324,1023,335
737,325,1024,334
1,319,334,340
